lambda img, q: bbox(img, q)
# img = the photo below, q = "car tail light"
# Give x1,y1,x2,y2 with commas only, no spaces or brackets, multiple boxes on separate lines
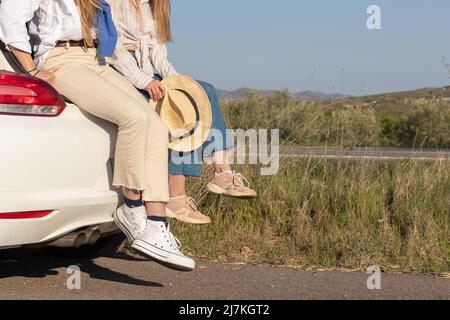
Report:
0,210,54,219
0,70,65,117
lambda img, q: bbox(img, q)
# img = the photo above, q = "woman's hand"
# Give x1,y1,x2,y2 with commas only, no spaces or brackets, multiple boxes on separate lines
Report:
145,80,166,102
34,66,60,86
8,45,60,86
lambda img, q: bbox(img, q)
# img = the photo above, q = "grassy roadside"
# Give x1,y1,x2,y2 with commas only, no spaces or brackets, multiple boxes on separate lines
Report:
221,91,450,148
173,158,449,274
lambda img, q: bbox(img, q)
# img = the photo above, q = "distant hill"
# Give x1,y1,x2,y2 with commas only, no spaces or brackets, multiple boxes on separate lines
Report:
325,86,450,112
217,88,349,101
359,86,450,101
218,86,450,105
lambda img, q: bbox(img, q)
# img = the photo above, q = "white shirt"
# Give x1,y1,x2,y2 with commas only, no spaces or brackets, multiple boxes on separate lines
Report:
0,0,84,68
108,0,177,89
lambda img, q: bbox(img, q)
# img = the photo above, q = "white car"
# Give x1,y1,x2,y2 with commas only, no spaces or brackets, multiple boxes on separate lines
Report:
0,43,120,250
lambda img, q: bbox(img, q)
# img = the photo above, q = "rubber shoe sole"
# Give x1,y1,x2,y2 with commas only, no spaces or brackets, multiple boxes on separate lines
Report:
131,239,195,272
166,208,211,225
207,183,257,199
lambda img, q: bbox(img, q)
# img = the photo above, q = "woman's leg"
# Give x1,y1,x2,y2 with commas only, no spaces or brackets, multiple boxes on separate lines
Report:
135,86,210,224
60,65,168,214
196,81,233,172
47,59,155,194
196,80,257,199
210,150,232,174
95,67,170,215
169,175,186,198
43,48,194,270
93,68,195,268
135,86,198,199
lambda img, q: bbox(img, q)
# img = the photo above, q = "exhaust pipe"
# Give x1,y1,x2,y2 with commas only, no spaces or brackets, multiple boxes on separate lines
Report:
86,230,102,245
47,226,102,248
48,231,87,248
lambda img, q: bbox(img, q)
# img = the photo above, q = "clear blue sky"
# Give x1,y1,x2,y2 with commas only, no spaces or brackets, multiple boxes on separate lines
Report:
169,0,450,96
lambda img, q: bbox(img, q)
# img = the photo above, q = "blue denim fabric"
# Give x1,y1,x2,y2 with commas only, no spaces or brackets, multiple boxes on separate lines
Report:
138,75,233,177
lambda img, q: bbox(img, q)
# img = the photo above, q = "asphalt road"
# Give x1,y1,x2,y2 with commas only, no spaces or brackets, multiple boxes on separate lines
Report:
0,241,448,300
277,146,450,161
1,147,449,300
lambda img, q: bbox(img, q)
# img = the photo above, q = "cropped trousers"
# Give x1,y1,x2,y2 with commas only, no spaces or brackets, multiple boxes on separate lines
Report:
43,47,169,202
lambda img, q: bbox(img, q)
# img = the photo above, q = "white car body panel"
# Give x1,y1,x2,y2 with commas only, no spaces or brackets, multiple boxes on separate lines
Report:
0,46,120,248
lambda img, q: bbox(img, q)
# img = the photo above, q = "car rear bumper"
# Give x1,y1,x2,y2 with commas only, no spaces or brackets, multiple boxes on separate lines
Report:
0,188,120,248
0,104,121,248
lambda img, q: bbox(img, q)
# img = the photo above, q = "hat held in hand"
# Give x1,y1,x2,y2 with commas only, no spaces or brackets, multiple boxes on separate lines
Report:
149,75,212,152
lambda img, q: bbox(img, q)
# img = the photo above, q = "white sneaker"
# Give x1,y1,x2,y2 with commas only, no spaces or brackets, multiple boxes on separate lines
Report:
113,205,147,243
131,220,195,271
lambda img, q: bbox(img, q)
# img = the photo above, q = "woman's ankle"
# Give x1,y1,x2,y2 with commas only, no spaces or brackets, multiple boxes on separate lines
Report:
169,175,186,199
144,202,166,217
214,164,232,175
122,187,141,201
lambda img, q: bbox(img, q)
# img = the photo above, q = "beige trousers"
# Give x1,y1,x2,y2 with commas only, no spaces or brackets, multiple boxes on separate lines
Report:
43,47,169,202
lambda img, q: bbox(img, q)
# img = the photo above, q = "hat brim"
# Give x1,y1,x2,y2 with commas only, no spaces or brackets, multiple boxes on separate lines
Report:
149,75,212,153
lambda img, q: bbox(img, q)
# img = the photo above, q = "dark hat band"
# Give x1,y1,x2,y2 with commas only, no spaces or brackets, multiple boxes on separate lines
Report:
170,88,201,141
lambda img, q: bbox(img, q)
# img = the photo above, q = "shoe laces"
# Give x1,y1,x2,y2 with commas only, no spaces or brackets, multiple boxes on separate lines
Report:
186,197,198,211
233,172,251,188
166,223,182,252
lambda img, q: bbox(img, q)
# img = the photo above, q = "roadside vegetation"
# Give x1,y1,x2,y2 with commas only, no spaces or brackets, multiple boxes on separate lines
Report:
221,90,450,148
175,159,449,274
171,91,449,274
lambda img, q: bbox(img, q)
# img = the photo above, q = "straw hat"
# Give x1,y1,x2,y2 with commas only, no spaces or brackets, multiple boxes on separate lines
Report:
149,75,212,152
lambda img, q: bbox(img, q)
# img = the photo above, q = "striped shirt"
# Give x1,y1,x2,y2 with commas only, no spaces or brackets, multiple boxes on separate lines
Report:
108,0,177,89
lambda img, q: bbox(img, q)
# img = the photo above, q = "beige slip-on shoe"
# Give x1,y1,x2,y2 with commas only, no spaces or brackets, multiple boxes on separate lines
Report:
207,171,257,199
166,195,211,225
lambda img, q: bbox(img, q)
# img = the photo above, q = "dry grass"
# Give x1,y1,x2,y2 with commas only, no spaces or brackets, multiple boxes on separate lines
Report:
163,92,450,273
172,158,449,274
222,91,450,148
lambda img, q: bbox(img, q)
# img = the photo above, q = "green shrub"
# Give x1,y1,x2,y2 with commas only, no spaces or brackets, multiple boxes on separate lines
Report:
221,92,450,148
395,100,450,148
314,107,380,147
380,111,403,147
